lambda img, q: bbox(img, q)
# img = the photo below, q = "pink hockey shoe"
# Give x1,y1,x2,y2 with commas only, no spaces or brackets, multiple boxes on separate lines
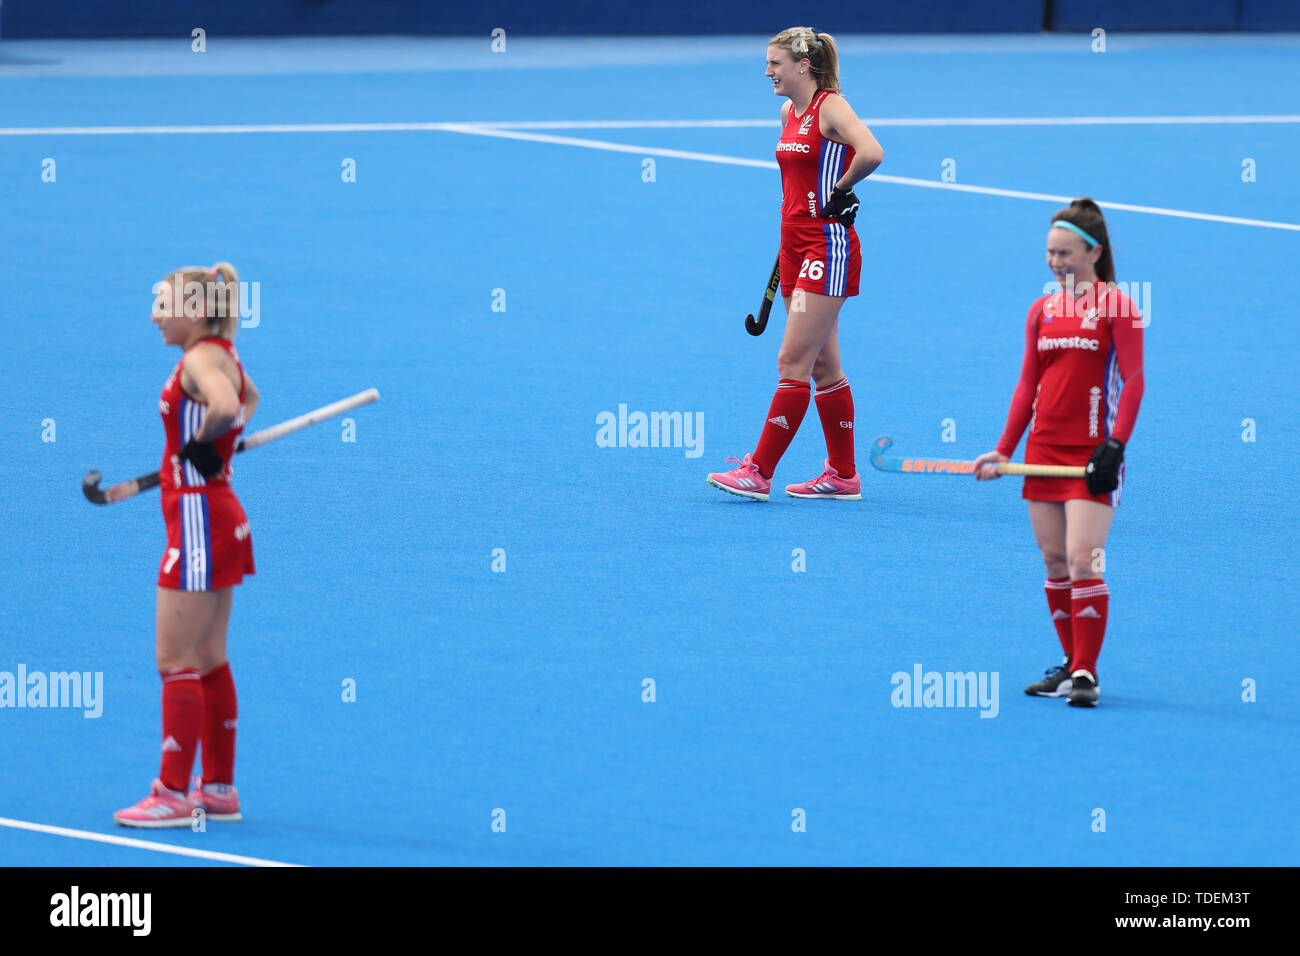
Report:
785,460,862,500
188,778,243,822
707,453,771,501
113,778,196,828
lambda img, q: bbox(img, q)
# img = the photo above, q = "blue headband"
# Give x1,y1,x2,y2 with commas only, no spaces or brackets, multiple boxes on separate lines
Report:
1051,220,1101,248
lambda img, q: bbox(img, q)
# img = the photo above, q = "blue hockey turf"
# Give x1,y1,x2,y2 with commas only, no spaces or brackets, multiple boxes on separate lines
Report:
1,33,1297,866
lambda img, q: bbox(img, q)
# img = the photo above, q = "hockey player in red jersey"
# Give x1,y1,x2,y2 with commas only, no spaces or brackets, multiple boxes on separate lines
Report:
708,26,883,502
115,263,258,826
975,200,1146,707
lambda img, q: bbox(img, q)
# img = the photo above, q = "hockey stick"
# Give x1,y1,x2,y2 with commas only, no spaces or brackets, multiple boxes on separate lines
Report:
82,388,380,505
744,256,781,336
869,436,1086,477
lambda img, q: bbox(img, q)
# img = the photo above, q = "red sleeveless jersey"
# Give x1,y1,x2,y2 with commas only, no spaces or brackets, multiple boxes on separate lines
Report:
159,336,247,493
776,90,856,222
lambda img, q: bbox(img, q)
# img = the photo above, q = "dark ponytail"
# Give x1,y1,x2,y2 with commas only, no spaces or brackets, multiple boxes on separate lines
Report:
1050,198,1114,283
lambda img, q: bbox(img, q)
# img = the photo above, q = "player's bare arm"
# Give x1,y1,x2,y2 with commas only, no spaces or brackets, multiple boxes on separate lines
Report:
819,95,882,190
242,370,260,423
183,344,243,442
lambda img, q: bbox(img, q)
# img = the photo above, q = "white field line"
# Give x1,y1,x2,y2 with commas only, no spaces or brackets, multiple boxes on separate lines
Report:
464,115,1300,128
5,115,1300,136
1,118,1296,231
0,815,305,867
440,124,1300,232
439,122,781,168
7,115,1300,137
863,114,1300,127
0,122,459,136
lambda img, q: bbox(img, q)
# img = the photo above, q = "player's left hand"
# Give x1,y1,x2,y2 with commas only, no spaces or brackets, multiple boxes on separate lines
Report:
819,186,860,227
1085,438,1124,495
180,438,224,480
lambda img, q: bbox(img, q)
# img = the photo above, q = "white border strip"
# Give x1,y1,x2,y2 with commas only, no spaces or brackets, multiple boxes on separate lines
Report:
0,815,304,867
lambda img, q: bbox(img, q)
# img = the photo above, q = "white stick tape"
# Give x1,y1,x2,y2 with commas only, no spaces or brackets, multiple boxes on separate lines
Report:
239,388,379,451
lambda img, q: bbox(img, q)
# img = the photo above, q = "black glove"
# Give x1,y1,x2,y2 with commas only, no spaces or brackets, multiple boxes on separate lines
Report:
819,186,860,227
1085,438,1124,495
180,438,224,480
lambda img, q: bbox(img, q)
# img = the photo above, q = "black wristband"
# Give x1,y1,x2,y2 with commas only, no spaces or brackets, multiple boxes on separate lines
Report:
180,438,224,480
819,186,860,226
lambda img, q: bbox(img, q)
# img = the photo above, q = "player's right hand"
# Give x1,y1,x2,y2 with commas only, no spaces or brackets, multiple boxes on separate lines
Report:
819,186,860,227
180,438,224,479
973,451,1008,481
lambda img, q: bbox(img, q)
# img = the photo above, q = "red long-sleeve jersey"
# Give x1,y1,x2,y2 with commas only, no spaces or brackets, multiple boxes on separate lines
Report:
996,285,1145,456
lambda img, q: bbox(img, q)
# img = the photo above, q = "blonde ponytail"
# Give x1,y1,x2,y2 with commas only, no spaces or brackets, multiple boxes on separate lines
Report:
208,262,240,341
166,262,241,341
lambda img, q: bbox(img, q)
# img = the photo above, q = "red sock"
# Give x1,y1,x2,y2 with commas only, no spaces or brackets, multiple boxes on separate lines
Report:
1070,578,1109,678
200,662,238,786
1044,577,1074,662
752,379,811,478
814,377,855,476
158,669,202,794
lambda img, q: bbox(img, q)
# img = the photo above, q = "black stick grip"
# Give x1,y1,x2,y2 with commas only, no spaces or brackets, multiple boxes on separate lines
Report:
745,257,781,336
82,469,161,505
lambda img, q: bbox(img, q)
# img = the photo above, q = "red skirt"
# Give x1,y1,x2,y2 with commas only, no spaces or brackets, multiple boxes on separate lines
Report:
158,488,255,591
779,217,860,298
1022,440,1123,507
